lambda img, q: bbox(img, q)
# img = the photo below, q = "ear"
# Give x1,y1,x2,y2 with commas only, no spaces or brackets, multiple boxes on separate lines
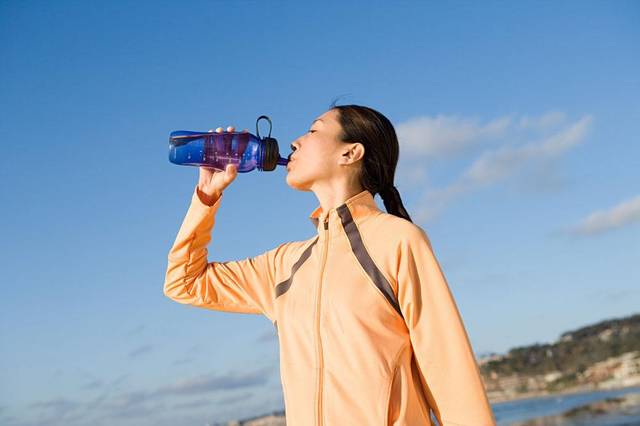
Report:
339,142,365,166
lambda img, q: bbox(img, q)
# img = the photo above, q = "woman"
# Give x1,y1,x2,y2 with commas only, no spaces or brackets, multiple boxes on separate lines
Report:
164,104,496,426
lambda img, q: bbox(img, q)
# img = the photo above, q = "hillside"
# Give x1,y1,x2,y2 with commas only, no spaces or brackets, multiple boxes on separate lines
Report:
479,313,640,401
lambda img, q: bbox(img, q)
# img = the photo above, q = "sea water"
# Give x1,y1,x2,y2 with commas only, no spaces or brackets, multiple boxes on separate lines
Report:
492,385,640,426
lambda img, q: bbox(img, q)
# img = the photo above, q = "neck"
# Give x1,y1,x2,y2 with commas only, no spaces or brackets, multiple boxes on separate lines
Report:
313,183,366,215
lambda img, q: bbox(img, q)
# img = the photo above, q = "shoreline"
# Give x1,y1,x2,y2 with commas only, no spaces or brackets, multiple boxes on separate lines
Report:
488,383,640,405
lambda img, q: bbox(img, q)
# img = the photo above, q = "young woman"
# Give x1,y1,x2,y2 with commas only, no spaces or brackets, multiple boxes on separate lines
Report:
164,104,496,426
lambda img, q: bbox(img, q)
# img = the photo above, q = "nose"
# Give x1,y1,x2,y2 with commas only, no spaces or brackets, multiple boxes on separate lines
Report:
288,142,298,161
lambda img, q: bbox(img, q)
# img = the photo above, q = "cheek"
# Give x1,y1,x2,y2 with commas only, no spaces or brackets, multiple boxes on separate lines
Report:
288,151,332,184
308,140,338,164
303,150,335,174
294,138,340,175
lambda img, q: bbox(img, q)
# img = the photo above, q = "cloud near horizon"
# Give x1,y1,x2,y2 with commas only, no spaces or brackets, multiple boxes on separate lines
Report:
8,366,276,426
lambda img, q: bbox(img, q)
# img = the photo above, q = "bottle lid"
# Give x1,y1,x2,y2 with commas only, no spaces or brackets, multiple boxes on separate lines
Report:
262,137,279,171
256,115,280,171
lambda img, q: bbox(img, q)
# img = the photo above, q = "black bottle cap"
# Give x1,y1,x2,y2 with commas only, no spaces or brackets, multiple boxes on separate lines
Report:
262,137,279,171
256,115,281,172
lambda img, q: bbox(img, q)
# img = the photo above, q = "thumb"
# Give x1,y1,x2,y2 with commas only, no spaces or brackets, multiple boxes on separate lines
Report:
224,163,237,182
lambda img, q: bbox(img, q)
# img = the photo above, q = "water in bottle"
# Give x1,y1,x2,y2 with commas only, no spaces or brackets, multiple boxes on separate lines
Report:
169,115,290,172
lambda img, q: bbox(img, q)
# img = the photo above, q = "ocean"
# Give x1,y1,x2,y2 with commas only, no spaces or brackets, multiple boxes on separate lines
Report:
492,385,640,426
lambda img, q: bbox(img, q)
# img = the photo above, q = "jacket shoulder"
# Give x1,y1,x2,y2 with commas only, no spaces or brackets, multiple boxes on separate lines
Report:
369,212,431,247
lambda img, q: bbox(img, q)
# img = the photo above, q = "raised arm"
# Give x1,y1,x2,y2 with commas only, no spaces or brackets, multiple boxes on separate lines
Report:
163,185,287,322
164,128,284,322
396,226,496,426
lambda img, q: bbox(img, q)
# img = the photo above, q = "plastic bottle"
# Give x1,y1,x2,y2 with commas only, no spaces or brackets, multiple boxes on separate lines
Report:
169,115,290,172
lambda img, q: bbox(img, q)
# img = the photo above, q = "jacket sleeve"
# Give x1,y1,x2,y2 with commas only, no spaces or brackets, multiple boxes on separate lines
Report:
396,225,496,426
163,186,286,322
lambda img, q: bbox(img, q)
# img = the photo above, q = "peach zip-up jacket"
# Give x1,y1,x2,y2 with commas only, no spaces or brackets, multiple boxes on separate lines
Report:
164,186,496,426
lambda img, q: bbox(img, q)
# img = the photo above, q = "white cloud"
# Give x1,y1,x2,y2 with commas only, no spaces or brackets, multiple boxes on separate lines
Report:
16,366,276,426
463,114,592,186
153,367,270,397
396,112,593,224
518,111,567,130
396,114,512,158
569,194,640,236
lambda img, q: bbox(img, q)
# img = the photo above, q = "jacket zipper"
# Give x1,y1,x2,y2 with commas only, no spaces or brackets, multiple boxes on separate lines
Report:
316,219,329,426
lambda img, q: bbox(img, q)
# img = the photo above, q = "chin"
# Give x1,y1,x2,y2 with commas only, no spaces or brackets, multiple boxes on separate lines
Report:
286,172,313,191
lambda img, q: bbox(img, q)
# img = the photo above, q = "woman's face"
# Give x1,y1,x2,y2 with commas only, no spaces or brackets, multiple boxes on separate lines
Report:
286,109,352,191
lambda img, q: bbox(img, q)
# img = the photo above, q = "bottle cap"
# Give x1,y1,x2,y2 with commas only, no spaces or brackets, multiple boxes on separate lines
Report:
256,115,280,171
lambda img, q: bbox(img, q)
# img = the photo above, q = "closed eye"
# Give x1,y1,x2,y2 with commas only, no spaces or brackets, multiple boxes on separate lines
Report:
308,130,316,133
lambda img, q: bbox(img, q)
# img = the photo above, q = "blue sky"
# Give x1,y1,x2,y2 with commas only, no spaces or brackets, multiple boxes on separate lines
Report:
1,1,639,425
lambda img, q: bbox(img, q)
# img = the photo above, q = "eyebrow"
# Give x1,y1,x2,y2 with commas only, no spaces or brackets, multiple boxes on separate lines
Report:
311,118,324,125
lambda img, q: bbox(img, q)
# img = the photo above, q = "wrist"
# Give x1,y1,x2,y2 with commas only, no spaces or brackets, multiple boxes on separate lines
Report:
196,186,221,206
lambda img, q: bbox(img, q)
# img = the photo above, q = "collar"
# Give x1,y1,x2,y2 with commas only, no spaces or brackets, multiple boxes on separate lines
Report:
308,189,381,237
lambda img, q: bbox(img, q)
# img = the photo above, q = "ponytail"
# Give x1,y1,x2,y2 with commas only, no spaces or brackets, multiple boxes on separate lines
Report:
379,185,412,223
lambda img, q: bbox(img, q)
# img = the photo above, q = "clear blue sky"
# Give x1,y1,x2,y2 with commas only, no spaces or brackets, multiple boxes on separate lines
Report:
1,1,638,425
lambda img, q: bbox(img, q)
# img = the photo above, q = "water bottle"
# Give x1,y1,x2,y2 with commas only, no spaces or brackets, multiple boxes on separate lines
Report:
169,115,290,172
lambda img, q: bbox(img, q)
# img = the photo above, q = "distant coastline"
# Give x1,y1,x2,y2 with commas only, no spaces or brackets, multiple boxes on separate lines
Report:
507,388,640,426
490,381,640,404
480,313,640,404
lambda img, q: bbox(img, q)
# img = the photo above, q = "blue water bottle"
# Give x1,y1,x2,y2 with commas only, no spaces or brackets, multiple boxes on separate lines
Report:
169,115,290,172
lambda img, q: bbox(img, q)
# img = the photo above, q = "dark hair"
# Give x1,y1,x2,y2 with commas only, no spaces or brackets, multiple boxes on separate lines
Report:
328,100,412,223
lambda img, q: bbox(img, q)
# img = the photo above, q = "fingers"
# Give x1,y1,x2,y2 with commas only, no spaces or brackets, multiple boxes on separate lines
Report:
201,127,239,182
212,126,236,133
208,126,245,133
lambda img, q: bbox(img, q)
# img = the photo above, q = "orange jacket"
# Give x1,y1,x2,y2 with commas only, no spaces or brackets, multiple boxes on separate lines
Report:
164,187,496,426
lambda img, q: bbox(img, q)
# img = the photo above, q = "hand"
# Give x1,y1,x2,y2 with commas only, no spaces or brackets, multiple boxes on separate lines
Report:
196,126,248,206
